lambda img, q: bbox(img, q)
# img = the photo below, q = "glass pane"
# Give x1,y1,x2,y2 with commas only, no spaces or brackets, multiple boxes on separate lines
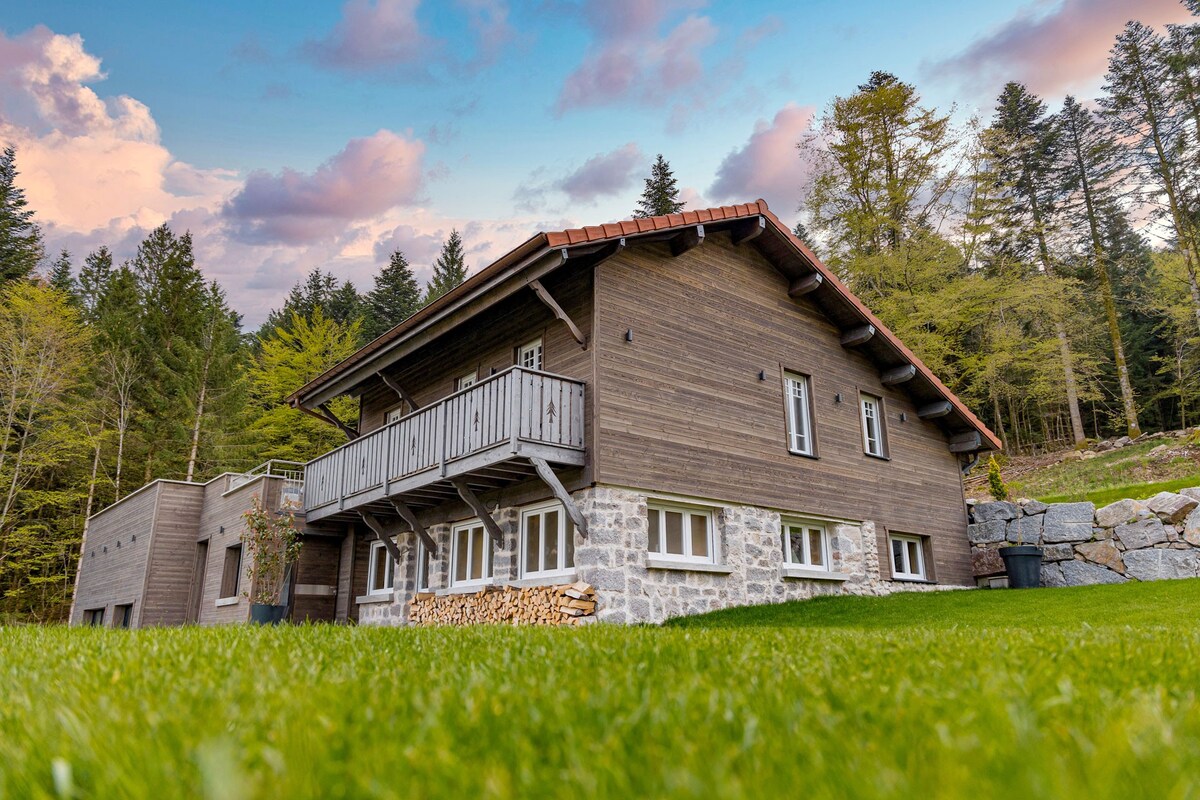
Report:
385,553,394,589
809,528,824,567
564,518,575,568
892,538,904,573
455,529,468,582
907,541,921,576
648,510,660,553
470,527,485,580
785,528,804,564
524,514,540,574
371,545,387,591
792,394,808,451
690,514,709,558
418,546,429,590
665,511,684,555
543,510,560,571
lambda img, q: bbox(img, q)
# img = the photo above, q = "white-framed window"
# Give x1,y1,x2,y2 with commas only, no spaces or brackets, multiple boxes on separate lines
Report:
386,405,407,425
415,539,432,592
860,393,887,457
520,502,575,579
783,372,815,456
518,338,543,371
367,539,396,595
782,519,829,570
451,520,494,587
647,502,715,563
455,371,478,392
890,534,926,580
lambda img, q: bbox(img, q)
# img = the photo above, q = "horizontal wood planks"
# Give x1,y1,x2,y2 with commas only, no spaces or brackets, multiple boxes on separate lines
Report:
140,483,205,626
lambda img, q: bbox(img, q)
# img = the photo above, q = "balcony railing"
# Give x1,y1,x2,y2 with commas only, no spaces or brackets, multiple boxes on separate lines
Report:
303,367,586,521
227,460,306,510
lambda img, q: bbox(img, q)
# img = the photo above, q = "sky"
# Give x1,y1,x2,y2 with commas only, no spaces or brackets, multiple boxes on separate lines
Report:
1,0,1192,326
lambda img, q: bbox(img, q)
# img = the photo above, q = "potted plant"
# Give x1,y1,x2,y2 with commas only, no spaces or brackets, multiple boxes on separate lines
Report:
241,494,303,624
987,457,1043,588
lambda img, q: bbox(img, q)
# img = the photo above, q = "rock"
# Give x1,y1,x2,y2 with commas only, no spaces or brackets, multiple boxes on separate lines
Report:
1006,515,1043,544
1061,451,1084,462
1113,518,1169,550
1095,498,1147,529
1042,543,1076,562
1042,502,1096,543
972,548,1005,577
1180,487,1200,503
1114,435,1132,448
1094,440,1114,452
1020,499,1049,516
1183,507,1200,547
1146,492,1198,524
1040,563,1067,588
1080,451,1099,460
973,501,1019,523
1149,444,1170,456
967,520,1007,545
1060,560,1127,585
1122,549,1200,581
1075,540,1125,574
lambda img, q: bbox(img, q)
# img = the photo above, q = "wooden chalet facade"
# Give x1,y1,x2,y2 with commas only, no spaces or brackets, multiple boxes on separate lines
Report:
71,200,999,627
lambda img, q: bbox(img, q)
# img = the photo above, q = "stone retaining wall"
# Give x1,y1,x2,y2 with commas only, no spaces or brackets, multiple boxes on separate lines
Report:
969,488,1200,586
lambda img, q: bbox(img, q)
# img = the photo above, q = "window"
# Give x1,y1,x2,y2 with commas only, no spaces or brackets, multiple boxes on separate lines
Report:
783,372,815,456
416,539,432,592
890,534,926,580
455,371,477,392
451,520,494,587
518,338,544,371
367,539,396,595
113,603,133,629
220,544,242,599
782,519,829,570
860,393,887,457
386,405,407,425
520,503,575,579
84,608,105,627
647,502,714,563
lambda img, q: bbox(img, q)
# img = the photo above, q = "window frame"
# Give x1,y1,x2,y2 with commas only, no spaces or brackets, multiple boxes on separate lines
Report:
366,539,397,596
455,371,478,392
415,538,432,592
517,338,544,372
85,608,105,627
646,501,716,564
385,404,408,426
782,371,817,457
781,518,831,571
113,603,133,629
889,534,927,581
219,544,242,600
450,519,495,588
519,501,576,580
859,392,888,459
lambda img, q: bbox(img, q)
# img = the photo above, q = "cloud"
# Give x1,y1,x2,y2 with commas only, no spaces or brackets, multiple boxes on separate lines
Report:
457,0,517,72
708,103,814,218
222,130,427,244
302,0,433,72
556,143,644,203
926,0,1195,99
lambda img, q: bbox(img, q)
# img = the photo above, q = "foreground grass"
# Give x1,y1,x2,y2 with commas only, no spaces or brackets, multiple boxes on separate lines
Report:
1,582,1198,799
1005,439,1200,503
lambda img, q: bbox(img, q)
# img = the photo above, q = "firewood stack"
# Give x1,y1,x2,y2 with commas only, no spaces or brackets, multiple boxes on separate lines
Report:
408,582,598,626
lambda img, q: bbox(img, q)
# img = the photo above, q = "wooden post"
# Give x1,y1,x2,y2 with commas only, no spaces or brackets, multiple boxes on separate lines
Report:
451,478,506,544
529,457,588,537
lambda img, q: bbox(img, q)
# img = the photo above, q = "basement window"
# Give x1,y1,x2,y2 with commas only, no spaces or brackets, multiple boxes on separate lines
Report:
219,544,242,599
520,502,575,580
647,502,714,564
890,534,927,581
450,520,494,588
518,338,544,371
782,519,829,570
367,539,396,595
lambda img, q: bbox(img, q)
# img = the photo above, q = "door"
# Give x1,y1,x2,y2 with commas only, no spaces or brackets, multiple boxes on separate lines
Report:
185,540,209,623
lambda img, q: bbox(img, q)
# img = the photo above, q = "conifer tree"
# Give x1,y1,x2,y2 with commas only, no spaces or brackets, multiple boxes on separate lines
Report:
183,283,246,480
634,155,685,218
258,269,363,340
0,147,42,283
424,230,468,304
47,250,75,298
78,247,113,320
364,249,421,340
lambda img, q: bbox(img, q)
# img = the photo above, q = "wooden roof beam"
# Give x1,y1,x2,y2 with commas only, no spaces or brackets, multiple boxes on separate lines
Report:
377,371,419,411
297,403,359,441
357,510,403,563
949,430,983,453
451,478,506,545
730,215,766,245
529,457,589,538
917,400,953,419
788,272,823,298
881,364,917,385
839,324,876,348
529,278,587,350
669,225,704,257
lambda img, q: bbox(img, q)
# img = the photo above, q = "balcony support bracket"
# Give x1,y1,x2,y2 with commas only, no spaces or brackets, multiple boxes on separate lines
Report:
389,498,437,555
529,278,587,350
357,510,403,563
529,457,589,538
298,403,359,441
377,372,419,411
451,478,506,544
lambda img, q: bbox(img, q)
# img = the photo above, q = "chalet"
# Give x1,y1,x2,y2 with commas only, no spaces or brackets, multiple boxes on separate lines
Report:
71,200,999,627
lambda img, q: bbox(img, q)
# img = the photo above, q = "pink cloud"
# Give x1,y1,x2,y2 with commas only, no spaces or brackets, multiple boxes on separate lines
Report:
709,103,815,219
927,0,1195,98
222,130,427,244
557,142,644,203
303,0,433,71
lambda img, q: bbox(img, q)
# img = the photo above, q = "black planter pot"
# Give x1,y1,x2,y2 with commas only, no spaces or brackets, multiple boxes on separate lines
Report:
249,603,288,625
999,545,1043,589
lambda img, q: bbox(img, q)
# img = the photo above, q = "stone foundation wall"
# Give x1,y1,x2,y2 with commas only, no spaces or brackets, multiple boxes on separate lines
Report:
969,488,1200,586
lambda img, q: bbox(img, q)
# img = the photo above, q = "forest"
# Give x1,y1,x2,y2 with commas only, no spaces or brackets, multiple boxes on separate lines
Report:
0,12,1197,621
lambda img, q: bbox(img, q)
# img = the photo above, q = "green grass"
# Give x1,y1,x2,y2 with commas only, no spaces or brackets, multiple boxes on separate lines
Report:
1005,439,1200,503
3,581,1200,799
1040,475,1200,506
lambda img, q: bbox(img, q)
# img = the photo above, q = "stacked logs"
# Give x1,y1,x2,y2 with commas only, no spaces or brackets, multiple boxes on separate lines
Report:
408,582,597,626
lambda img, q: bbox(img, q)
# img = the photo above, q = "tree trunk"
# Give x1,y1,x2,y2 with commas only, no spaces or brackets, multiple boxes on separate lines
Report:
1053,321,1087,446
186,381,207,483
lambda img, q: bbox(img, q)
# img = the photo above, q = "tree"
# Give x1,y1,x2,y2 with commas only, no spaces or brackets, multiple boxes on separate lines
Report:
47,250,75,297
258,269,363,341
364,249,421,340
424,230,468,304
78,247,113,320
634,154,685,218
183,283,246,481
0,147,43,284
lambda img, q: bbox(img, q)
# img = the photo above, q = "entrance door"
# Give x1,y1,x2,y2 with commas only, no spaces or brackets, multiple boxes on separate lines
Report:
185,540,209,623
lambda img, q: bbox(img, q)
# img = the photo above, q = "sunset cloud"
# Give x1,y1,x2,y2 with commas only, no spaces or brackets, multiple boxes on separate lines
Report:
302,0,433,72
709,103,814,219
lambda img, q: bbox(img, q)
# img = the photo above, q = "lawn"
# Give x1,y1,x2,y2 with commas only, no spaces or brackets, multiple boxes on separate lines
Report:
3,581,1199,799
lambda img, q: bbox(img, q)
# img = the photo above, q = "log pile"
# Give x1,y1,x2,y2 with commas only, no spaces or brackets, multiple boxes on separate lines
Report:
408,582,598,626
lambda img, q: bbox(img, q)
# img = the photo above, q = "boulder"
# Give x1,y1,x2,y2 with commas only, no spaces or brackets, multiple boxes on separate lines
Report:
1149,444,1170,456
1122,549,1200,582
1113,518,1169,550
1081,451,1100,460
1075,540,1125,574
1180,487,1200,503
1020,499,1049,516
1145,492,1198,524
1184,507,1200,547
967,520,1007,545
1040,563,1066,588
973,501,1019,523
1114,435,1132,448
1060,560,1127,585
972,548,1005,577
1061,451,1084,462
1006,515,1043,544
1042,543,1076,562
1042,502,1096,543
1095,498,1146,529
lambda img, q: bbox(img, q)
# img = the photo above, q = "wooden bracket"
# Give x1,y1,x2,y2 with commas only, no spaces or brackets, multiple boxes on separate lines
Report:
377,372,419,411
389,498,437,555
451,478,506,544
881,364,916,385
917,400,952,419
730,215,766,245
298,403,359,440
788,272,823,297
529,278,587,350
529,457,588,537
839,324,876,347
670,225,704,257
357,510,403,563
949,430,982,453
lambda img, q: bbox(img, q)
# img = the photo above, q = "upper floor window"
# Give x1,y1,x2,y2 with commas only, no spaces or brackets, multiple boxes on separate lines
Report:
783,372,815,456
860,393,887,458
367,539,395,595
451,520,494,587
520,502,575,579
518,338,544,371
890,534,926,581
386,405,407,425
782,519,829,570
455,371,478,392
647,501,714,563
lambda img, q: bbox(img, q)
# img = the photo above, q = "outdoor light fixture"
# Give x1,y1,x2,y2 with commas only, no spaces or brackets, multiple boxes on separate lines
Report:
835,393,843,404
759,370,767,381
625,328,634,342
219,525,225,534
900,412,908,422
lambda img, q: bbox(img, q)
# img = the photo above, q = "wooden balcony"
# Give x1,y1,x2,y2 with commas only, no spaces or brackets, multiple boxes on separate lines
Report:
303,367,586,524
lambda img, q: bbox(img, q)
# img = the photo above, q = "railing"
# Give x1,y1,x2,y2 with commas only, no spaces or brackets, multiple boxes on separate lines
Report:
228,460,306,509
304,367,585,515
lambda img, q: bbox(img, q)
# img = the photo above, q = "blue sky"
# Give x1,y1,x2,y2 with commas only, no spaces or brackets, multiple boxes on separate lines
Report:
1,0,1190,323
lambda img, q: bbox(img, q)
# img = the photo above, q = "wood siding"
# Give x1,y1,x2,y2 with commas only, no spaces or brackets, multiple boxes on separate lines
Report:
291,535,341,622
195,477,282,625
592,236,973,585
140,483,206,626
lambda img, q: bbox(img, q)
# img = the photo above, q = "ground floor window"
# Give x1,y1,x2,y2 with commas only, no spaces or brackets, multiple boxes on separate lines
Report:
890,534,926,580
647,501,714,563
782,519,829,570
367,539,396,595
416,539,432,592
520,502,575,579
219,544,242,599
84,608,104,626
451,520,494,587
114,603,133,629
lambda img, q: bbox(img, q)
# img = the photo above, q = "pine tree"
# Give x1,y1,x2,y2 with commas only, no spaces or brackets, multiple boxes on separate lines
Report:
364,249,421,340
634,155,685,218
47,250,75,297
424,230,468,304
257,269,363,341
327,280,364,332
0,147,43,283
78,247,113,320
183,283,247,480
